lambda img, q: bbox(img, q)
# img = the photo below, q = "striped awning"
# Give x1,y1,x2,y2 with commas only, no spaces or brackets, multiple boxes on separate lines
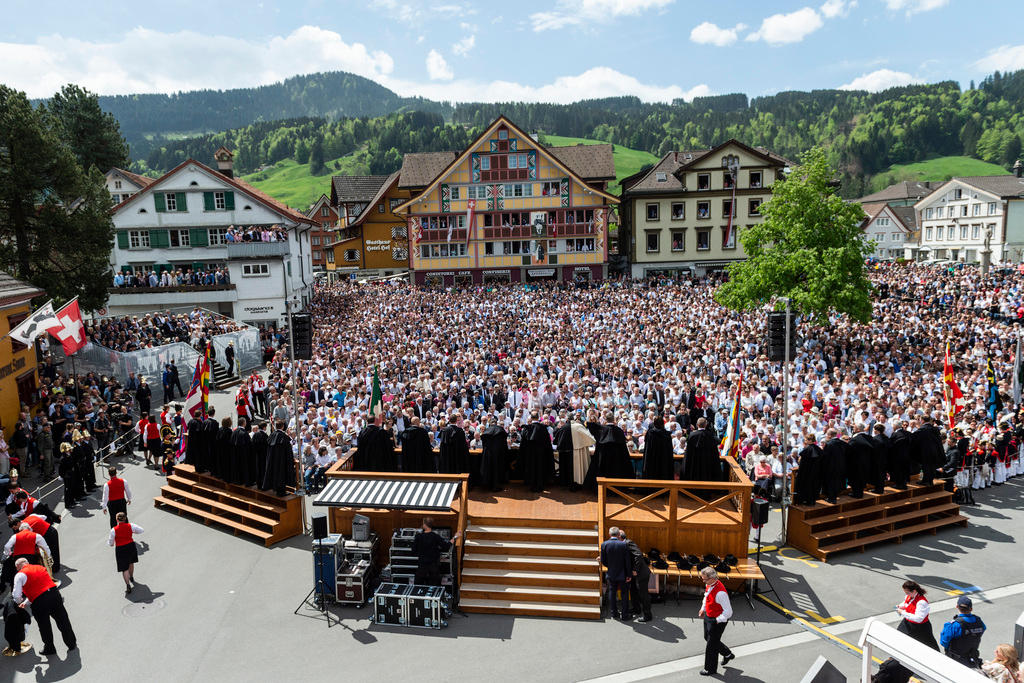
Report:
312,478,460,511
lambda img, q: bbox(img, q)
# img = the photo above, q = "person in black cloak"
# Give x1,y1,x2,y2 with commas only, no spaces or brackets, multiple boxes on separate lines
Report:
641,417,674,480
794,434,824,505
230,417,254,486
912,415,945,485
847,423,875,498
262,420,295,496
355,416,398,472
200,407,219,475
353,422,378,471
820,429,848,504
251,422,269,488
2,593,31,656
439,420,470,476
72,432,97,492
520,412,555,492
887,419,912,490
57,443,84,509
870,423,891,494
585,415,634,486
480,417,510,492
682,417,721,481
214,416,234,481
553,419,575,487
184,412,205,471
399,417,434,473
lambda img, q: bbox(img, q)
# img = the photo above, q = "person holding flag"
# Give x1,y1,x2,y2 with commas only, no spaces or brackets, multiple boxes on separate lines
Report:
176,345,210,467
719,372,743,464
987,357,1003,423
943,344,966,430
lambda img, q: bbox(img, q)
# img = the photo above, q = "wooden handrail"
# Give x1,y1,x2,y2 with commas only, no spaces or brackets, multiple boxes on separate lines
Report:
605,486,670,521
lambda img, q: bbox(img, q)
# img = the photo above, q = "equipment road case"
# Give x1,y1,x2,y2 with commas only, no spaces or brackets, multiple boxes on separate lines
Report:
374,583,410,625
406,585,449,629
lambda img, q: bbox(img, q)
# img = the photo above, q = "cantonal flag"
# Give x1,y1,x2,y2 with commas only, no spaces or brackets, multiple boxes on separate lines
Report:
176,346,210,461
943,344,966,429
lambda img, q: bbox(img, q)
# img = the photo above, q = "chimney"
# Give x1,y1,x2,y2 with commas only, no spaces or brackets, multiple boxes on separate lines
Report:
214,147,235,179
673,151,678,164
1015,159,1023,179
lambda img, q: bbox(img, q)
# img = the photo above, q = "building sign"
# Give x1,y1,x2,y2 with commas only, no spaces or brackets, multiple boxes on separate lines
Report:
574,266,592,272
242,305,277,315
527,268,555,277
365,239,392,252
0,355,27,381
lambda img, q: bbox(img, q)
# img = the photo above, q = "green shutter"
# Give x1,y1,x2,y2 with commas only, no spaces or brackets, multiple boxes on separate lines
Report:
121,265,133,273
154,193,166,212
192,262,206,271
224,191,235,210
175,192,187,212
190,228,208,246
116,231,129,249
203,192,215,211
149,229,169,248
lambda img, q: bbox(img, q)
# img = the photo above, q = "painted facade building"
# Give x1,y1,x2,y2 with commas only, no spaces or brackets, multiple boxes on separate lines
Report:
0,273,43,434
619,140,788,279
394,116,617,286
306,194,340,271
328,172,411,278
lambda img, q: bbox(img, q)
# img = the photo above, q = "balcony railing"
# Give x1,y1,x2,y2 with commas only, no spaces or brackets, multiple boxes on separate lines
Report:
109,284,236,294
226,241,290,258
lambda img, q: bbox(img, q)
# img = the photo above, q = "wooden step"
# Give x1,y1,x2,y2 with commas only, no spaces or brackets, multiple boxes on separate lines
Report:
154,495,274,544
461,567,601,589
794,483,947,518
463,553,597,573
459,598,602,620
461,583,600,604
468,516,596,530
166,474,284,517
159,486,278,530
805,491,953,529
467,524,598,544
464,539,597,559
813,514,968,558
815,504,961,542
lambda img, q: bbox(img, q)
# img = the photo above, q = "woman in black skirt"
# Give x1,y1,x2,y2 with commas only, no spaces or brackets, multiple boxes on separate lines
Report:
895,579,939,650
107,511,144,593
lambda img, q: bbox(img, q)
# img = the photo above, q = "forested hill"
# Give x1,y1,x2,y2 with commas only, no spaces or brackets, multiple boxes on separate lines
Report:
94,71,451,158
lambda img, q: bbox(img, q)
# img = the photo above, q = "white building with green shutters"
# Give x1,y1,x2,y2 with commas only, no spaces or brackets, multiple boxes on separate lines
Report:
108,154,315,325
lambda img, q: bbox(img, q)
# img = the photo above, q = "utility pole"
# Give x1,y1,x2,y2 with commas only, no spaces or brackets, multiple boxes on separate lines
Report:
780,298,792,543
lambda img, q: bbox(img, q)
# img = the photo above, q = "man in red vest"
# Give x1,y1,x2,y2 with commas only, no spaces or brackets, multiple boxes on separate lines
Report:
1,523,52,594
107,512,144,593
101,466,133,528
697,566,735,676
24,513,60,572
12,558,76,656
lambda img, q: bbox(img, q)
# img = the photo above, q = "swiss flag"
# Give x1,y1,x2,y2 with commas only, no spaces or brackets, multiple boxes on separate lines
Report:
47,299,87,356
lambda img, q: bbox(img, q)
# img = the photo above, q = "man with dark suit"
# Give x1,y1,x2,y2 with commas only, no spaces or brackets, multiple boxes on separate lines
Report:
913,416,945,485
870,423,891,494
888,420,912,489
847,424,875,498
600,526,631,620
619,529,652,622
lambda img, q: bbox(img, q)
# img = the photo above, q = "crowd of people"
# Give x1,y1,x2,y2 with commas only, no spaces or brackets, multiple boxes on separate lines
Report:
224,224,288,243
86,309,246,353
112,267,230,289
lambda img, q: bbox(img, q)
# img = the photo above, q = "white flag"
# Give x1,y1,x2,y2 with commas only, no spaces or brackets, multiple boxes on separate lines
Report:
9,301,60,346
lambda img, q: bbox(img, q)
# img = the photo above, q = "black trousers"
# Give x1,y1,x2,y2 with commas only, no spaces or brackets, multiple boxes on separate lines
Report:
415,562,441,586
31,588,76,651
44,527,61,571
107,498,128,528
628,573,652,619
607,578,630,618
703,617,732,673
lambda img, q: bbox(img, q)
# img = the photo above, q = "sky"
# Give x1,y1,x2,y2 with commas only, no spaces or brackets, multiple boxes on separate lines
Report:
2,0,1024,104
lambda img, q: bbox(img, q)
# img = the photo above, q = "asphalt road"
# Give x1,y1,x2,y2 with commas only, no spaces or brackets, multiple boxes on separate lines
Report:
7,382,1024,682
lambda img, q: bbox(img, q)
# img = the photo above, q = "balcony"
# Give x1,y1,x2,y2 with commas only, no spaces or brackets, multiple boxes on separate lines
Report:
226,241,290,259
107,284,238,308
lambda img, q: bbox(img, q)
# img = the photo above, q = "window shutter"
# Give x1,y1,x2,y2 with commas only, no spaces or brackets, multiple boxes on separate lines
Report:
175,192,187,212
154,193,166,212
189,228,208,246
224,191,235,210
192,261,206,271
203,192,215,211
116,231,129,249
150,229,169,248
121,265,133,273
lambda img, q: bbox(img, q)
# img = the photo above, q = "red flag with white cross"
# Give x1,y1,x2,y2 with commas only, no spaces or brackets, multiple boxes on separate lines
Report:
47,298,87,355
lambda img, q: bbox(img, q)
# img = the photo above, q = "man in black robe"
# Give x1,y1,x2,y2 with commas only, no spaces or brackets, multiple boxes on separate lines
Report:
200,408,219,475
184,414,205,470
587,418,635,485
912,416,945,486
888,419,912,490
355,418,397,472
230,418,253,486
641,418,674,480
794,435,823,505
214,417,234,481
520,414,555,492
252,422,269,488
682,417,721,481
870,423,891,494
262,421,295,496
399,417,434,473
847,424,875,498
438,420,470,476
553,420,575,487
820,429,848,504
480,418,510,492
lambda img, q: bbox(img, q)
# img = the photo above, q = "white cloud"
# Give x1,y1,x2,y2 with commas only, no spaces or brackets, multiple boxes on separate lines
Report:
530,0,674,32
973,45,1024,73
883,0,948,15
746,7,824,45
452,34,475,56
839,68,920,91
425,49,453,81
385,66,706,104
820,0,855,18
689,22,746,47
0,26,394,99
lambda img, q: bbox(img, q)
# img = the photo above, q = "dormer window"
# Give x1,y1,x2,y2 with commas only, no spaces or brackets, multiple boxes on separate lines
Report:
656,172,667,182
114,180,122,189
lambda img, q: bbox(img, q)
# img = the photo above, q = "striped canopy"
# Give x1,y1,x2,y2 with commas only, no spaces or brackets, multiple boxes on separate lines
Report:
312,478,460,511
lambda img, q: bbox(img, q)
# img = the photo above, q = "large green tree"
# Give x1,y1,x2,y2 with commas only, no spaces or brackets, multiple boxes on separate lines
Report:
715,148,872,323
0,85,114,309
44,84,129,172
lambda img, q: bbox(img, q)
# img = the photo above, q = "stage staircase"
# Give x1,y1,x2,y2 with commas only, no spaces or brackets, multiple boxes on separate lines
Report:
210,358,241,390
459,517,602,619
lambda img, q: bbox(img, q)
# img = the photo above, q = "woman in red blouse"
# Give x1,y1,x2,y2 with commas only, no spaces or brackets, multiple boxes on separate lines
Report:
896,580,939,650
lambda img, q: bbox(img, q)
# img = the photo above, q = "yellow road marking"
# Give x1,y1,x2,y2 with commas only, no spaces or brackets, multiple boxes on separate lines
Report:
777,546,820,568
804,609,846,625
756,595,882,664
946,589,965,596
748,544,778,553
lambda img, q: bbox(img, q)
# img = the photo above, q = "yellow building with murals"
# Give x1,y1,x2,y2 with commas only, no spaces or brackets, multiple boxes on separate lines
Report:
0,273,43,435
394,116,617,286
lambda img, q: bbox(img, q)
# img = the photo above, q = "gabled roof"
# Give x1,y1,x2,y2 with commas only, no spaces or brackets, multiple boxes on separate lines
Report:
547,144,615,181
394,116,618,212
861,203,916,232
890,205,917,230
331,175,391,204
956,175,1024,199
397,152,458,189
856,180,938,204
348,172,401,227
306,194,332,218
0,271,44,309
107,167,155,189
110,159,315,225
672,139,788,174
621,151,707,195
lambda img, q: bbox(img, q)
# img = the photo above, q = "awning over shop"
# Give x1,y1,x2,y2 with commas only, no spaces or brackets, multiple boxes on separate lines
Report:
312,477,461,511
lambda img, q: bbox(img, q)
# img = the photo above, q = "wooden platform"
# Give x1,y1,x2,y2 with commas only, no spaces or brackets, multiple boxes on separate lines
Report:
786,482,968,561
154,464,303,547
